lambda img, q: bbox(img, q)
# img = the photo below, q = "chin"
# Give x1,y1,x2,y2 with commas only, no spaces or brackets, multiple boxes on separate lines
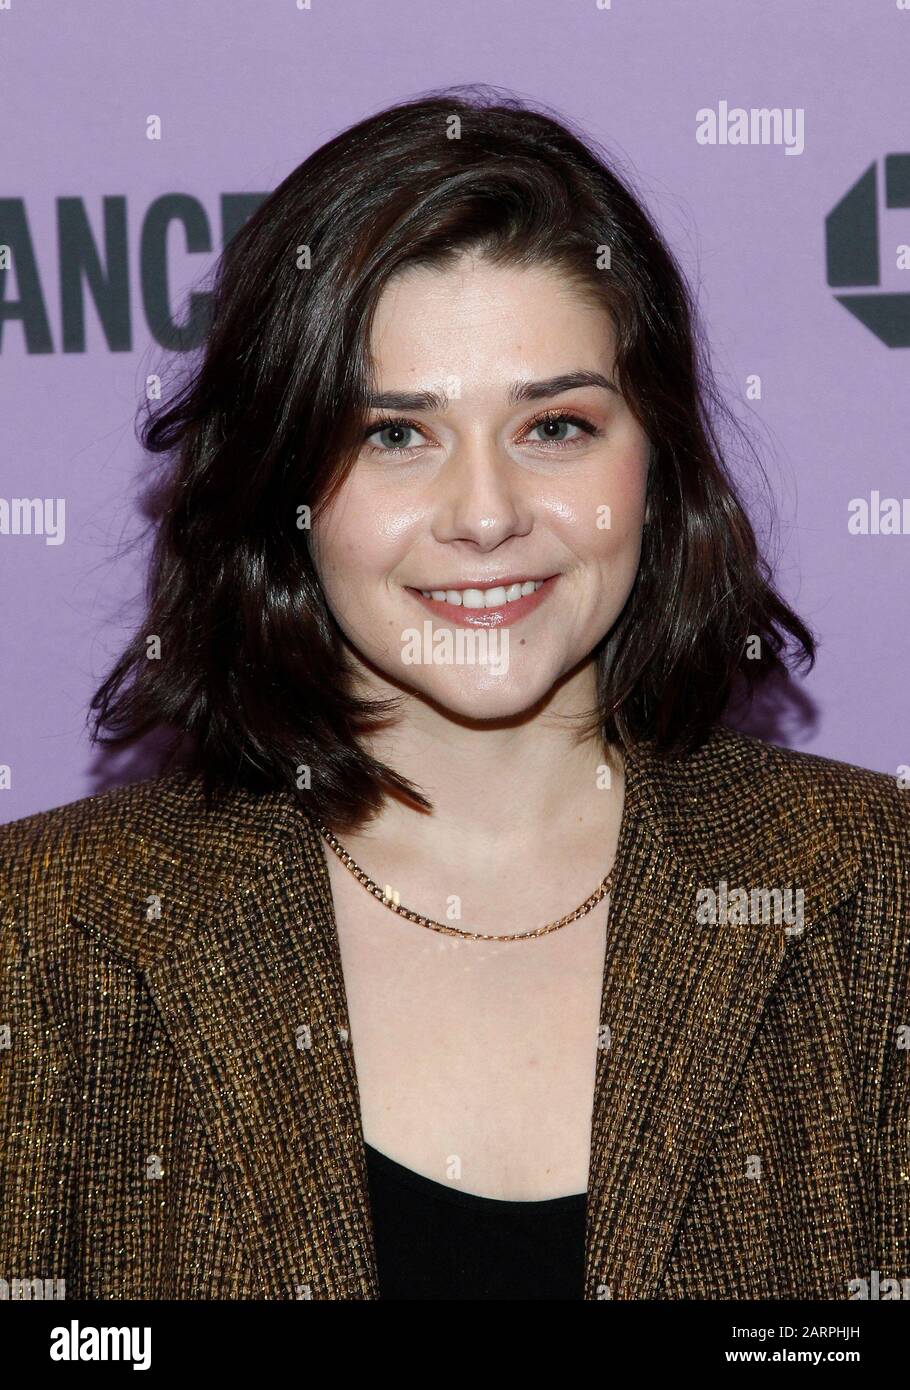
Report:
406,668,556,722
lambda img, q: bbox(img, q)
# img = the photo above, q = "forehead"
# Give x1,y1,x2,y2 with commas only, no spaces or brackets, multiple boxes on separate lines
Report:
368,255,616,389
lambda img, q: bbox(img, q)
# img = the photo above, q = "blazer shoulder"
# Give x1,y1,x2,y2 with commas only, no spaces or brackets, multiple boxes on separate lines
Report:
707,724,909,852
0,769,289,957
1,770,180,898
0,775,170,957
648,724,908,881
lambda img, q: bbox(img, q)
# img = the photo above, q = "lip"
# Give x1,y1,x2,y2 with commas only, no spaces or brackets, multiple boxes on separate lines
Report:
405,574,560,628
412,574,553,590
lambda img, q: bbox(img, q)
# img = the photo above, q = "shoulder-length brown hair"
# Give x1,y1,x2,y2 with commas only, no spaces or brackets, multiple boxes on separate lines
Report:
90,84,815,832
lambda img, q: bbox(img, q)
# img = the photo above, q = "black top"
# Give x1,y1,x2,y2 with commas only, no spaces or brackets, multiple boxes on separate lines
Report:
364,1141,587,1300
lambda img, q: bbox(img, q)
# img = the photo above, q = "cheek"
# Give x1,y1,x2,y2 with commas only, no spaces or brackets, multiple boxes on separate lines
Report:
544,458,648,555
595,489,648,582
311,487,381,576
597,448,649,545
312,495,413,613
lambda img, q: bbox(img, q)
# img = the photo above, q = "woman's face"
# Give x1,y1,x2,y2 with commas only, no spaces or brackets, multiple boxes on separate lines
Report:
310,254,651,720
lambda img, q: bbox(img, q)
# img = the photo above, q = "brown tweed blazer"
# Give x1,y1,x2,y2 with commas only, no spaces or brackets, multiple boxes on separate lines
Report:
1,723,908,1300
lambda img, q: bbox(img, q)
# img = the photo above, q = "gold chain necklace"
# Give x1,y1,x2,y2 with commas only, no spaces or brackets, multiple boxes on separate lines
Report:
314,821,614,942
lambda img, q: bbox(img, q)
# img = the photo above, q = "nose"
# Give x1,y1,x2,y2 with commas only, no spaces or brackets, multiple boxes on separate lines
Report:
429,432,533,550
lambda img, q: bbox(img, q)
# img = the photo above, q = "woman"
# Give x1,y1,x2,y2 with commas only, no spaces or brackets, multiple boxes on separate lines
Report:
1,86,907,1303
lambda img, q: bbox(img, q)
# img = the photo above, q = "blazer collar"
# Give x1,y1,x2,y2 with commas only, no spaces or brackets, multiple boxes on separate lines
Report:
70,725,861,1298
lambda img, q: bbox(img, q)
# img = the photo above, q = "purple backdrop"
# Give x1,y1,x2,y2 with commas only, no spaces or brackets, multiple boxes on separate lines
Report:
2,0,908,821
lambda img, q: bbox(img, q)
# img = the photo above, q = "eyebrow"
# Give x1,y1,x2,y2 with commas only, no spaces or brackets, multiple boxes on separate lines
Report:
366,371,619,412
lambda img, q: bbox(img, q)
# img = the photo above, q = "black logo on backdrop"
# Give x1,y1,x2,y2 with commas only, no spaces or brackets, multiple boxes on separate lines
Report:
826,154,910,347
0,193,265,353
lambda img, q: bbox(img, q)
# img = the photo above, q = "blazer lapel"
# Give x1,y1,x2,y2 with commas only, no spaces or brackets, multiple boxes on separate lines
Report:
142,811,378,1299
585,731,862,1298
70,779,378,1300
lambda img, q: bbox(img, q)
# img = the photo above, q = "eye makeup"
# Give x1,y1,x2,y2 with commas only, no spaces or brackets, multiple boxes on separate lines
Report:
362,407,603,457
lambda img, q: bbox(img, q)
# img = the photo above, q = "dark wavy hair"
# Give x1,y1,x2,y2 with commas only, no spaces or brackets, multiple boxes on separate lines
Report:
89,83,816,832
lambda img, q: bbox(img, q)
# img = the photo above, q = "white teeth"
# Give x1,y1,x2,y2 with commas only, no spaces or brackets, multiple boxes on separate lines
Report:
419,579,545,605
477,587,506,609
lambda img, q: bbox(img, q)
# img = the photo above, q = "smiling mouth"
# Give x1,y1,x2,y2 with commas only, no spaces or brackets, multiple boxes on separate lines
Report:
405,575,559,627
416,579,547,608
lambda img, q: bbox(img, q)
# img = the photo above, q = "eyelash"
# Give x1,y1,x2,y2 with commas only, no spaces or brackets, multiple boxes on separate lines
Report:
362,408,601,457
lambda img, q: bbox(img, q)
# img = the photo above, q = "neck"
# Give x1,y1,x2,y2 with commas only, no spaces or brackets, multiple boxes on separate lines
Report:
343,657,625,866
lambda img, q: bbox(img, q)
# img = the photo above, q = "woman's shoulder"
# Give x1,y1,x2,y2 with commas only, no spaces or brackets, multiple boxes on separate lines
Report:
677,722,909,851
0,769,198,912
0,769,298,966
642,724,908,954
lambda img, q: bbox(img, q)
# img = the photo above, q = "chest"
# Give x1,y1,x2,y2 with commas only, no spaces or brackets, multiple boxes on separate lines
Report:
324,848,612,1200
